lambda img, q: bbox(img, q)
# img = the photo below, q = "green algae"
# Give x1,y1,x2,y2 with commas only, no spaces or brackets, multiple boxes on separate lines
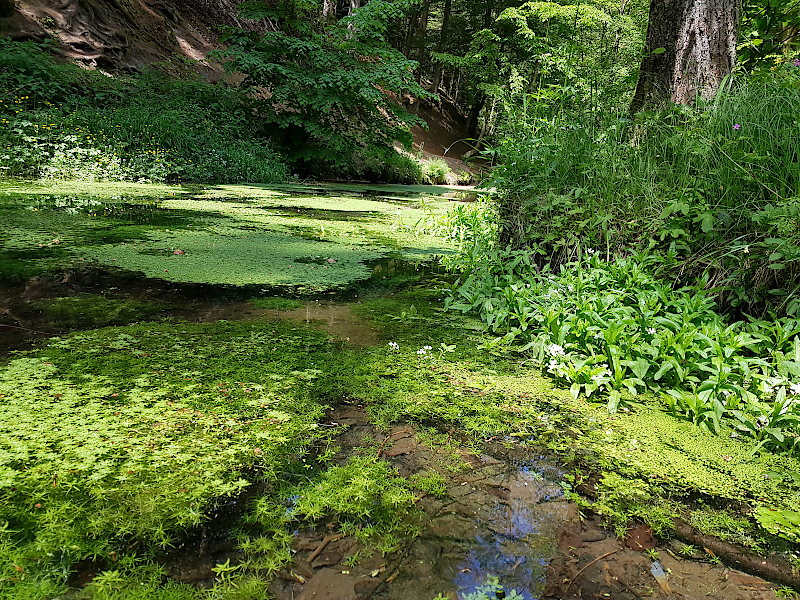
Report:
1,183,460,291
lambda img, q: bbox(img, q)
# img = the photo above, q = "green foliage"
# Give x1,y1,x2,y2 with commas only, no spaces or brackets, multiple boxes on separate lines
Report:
490,67,800,311
0,40,288,184
739,0,800,72
461,575,524,600
217,0,429,170
445,247,800,455
248,297,305,310
0,185,455,289
31,294,168,328
0,319,332,596
292,457,419,553
754,506,800,543
421,158,453,185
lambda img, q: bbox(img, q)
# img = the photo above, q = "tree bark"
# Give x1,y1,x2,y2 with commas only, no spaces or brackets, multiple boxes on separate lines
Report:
403,11,419,57
414,0,430,82
348,0,360,17
322,0,336,21
466,92,485,136
430,0,452,93
630,0,740,112
0,0,15,19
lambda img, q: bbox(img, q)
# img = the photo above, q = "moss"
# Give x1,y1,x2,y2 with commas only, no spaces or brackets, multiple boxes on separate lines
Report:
247,296,304,310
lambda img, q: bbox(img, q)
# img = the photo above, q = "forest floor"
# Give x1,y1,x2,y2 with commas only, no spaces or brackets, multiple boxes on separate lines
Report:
0,181,795,599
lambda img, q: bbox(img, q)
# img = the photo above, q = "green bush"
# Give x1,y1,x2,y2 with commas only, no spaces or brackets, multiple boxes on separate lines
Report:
0,40,287,184
421,157,453,185
488,66,800,314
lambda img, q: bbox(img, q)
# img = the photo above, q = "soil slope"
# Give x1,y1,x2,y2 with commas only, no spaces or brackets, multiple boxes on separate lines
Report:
0,0,262,75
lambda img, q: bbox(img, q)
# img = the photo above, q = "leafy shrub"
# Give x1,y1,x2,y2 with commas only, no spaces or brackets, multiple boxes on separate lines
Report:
445,248,800,455
487,66,800,314
421,157,453,185
347,146,421,183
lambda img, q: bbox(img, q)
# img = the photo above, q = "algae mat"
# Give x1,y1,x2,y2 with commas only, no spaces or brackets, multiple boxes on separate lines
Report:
0,182,467,291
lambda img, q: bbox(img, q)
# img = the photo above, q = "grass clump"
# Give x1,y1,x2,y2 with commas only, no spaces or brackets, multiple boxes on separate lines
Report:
421,158,454,185
292,457,420,553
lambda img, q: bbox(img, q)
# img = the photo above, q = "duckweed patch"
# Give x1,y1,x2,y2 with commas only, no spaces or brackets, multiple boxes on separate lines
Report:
1,183,461,292
247,297,304,311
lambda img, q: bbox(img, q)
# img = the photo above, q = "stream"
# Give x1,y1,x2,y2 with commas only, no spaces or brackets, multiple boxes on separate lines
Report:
0,184,785,599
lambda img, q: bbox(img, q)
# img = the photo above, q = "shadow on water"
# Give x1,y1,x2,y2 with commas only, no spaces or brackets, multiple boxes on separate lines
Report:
0,256,443,356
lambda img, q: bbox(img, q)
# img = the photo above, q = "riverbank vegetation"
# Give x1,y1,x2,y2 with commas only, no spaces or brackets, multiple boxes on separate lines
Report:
1,0,800,596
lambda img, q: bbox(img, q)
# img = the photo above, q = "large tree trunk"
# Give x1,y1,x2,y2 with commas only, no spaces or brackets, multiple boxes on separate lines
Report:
322,0,336,21
630,0,740,112
0,0,15,19
430,0,452,93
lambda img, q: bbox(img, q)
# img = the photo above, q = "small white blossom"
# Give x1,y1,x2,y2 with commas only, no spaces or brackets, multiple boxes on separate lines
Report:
388,341,399,350
547,344,565,357
417,348,427,355
423,345,432,351
790,383,800,396
646,327,656,335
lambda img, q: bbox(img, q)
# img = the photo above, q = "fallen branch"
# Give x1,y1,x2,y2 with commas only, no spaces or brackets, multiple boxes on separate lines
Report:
0,323,52,335
306,533,343,564
564,550,620,593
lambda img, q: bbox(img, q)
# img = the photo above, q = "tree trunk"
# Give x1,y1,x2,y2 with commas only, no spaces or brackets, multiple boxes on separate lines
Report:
466,92,485,136
403,12,419,57
414,0,430,83
0,0,15,19
322,0,335,21
630,0,740,112
348,0,360,17
430,0,452,93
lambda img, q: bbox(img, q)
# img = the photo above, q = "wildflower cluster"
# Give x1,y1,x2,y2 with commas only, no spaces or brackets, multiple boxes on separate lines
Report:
447,250,800,454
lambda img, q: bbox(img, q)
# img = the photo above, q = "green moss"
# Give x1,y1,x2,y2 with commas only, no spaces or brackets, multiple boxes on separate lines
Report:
0,184,457,290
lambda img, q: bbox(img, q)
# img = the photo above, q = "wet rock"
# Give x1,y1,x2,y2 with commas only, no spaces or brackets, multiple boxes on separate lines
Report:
384,436,416,457
427,514,478,538
311,549,343,568
353,578,381,596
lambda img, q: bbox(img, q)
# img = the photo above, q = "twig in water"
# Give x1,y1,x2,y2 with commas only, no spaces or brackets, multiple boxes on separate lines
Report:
306,533,343,564
564,550,620,593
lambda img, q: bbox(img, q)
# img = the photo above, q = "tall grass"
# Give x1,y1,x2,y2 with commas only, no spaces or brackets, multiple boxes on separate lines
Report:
490,64,800,315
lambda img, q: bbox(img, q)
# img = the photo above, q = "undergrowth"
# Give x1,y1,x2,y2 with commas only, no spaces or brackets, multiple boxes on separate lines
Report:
0,39,425,184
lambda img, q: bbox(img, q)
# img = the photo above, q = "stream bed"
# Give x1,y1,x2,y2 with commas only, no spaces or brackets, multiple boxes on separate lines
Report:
0,184,788,599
